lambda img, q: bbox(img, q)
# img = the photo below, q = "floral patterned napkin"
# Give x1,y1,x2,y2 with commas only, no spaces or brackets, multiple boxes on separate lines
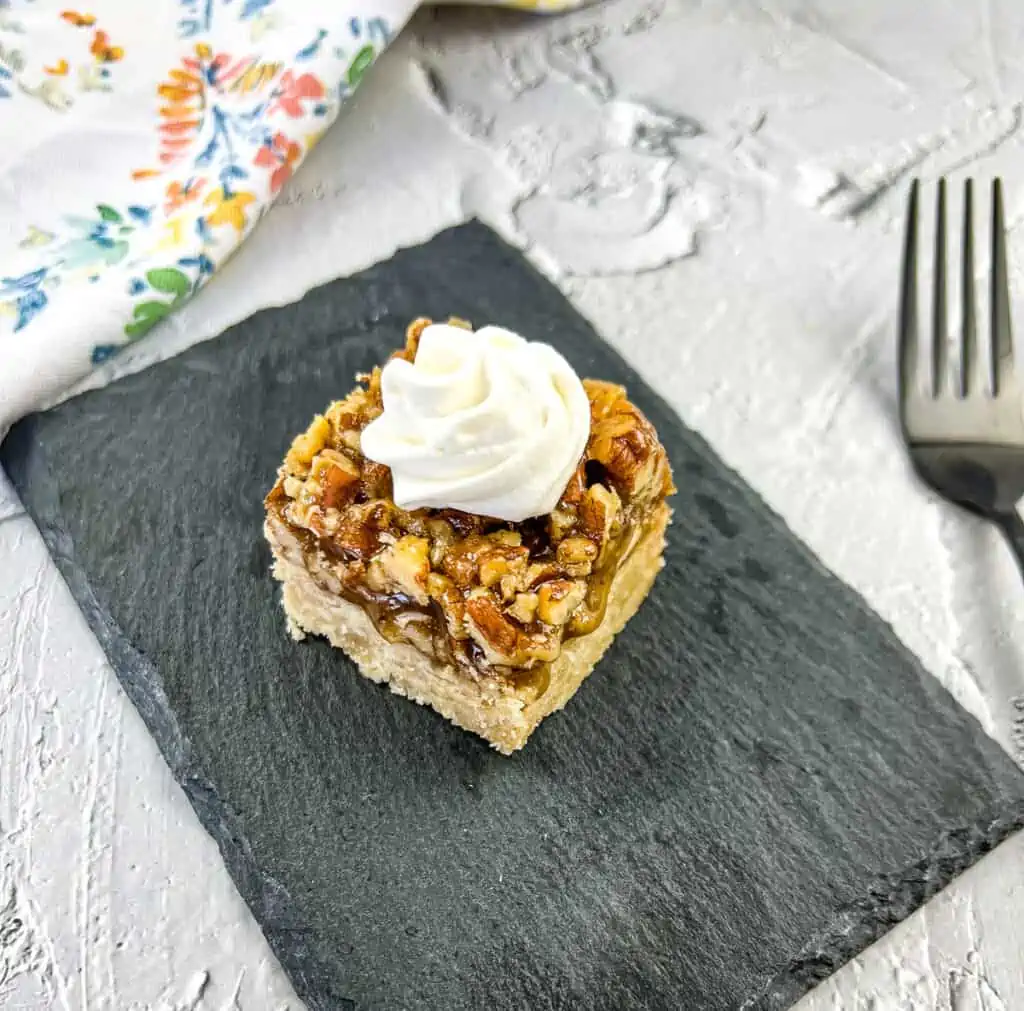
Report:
0,0,579,432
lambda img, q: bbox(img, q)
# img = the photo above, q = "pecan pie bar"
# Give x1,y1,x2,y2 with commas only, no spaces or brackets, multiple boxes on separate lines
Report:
264,319,674,753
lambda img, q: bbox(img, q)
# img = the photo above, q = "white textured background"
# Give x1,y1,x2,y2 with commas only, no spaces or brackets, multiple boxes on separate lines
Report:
4,0,1024,1007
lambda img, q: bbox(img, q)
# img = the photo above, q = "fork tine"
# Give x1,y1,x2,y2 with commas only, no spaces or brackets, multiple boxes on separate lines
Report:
991,177,1014,395
899,179,920,408
932,178,948,395
961,179,985,397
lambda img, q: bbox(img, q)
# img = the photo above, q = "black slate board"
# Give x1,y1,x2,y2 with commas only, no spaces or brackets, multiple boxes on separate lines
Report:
5,222,1024,1011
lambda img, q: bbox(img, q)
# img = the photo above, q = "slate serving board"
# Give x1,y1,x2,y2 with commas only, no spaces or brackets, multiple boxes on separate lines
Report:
5,222,1024,1011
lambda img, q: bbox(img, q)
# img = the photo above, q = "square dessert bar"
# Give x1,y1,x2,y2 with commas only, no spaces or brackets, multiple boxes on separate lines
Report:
264,319,674,753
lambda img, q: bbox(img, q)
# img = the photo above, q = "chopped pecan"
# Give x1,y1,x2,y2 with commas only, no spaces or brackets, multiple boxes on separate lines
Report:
525,560,561,588
368,534,430,604
360,459,392,500
436,509,484,538
489,529,523,548
556,536,599,577
391,318,433,363
588,397,660,497
426,518,456,568
441,535,486,588
507,592,539,624
465,590,519,661
536,579,587,626
583,379,628,422
578,483,621,554
521,629,561,663
332,502,389,561
285,414,330,476
311,450,360,511
427,572,467,639
479,544,529,593
548,506,577,543
558,461,587,507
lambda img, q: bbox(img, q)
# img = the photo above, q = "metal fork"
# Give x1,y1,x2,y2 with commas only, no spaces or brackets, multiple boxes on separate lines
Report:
899,178,1024,565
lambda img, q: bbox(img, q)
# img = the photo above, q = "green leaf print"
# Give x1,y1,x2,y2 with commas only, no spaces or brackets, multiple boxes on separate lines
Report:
97,204,122,223
124,300,171,339
145,267,190,298
347,45,375,89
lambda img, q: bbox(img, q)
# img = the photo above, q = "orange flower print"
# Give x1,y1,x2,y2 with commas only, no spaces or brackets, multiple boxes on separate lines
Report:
61,10,97,27
254,132,301,194
90,30,124,64
154,64,204,168
164,178,206,215
45,59,70,76
270,70,324,118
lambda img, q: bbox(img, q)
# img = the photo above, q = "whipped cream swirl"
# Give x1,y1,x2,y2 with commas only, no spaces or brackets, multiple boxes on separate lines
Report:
360,323,591,522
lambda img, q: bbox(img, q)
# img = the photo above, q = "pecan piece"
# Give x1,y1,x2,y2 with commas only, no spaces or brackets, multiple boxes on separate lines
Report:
441,534,492,588
311,450,360,511
391,317,433,363
332,502,389,561
427,572,467,639
466,591,520,662
558,461,587,507
368,535,430,604
479,544,529,592
507,592,539,625
548,506,577,544
285,413,330,476
360,459,392,500
588,398,660,498
536,579,587,626
578,483,622,554
556,535,599,577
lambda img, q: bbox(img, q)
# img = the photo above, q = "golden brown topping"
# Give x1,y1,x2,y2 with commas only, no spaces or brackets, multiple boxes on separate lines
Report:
266,316,673,675
525,560,561,588
285,413,330,476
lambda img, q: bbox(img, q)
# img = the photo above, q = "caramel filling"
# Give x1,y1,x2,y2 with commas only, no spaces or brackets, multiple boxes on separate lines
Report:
268,490,650,695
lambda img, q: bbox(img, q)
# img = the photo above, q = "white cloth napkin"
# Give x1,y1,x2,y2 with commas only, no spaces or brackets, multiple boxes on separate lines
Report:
0,0,579,432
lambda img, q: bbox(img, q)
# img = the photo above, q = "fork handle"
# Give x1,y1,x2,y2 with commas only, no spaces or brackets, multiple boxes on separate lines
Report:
994,509,1024,577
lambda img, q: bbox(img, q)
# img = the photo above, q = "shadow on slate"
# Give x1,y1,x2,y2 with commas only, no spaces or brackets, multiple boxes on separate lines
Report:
5,222,1024,1011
